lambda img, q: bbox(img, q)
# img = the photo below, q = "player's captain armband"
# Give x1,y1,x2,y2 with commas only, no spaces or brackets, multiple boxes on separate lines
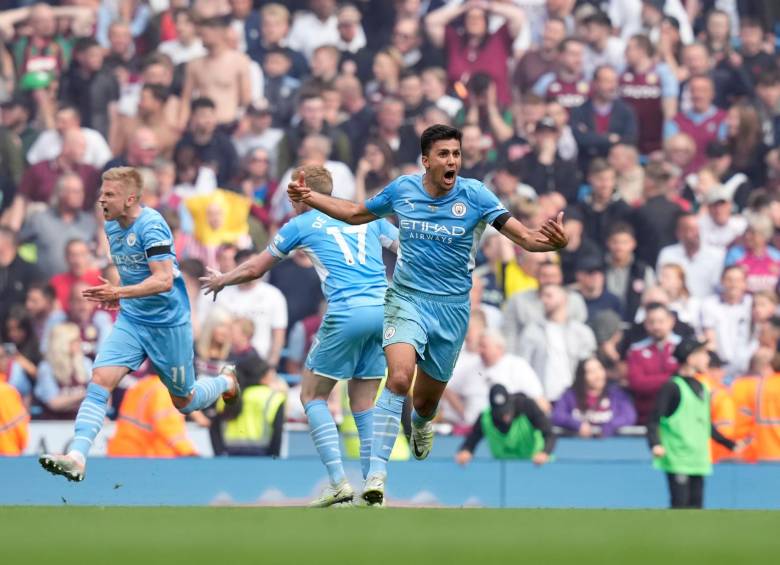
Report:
146,245,173,258
491,212,512,231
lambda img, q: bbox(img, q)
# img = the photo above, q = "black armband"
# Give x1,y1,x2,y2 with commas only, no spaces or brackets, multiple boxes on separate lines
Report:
491,212,511,231
146,245,172,258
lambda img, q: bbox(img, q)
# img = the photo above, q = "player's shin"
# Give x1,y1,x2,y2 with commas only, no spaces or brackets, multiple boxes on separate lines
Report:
305,399,347,486
69,383,111,462
366,388,405,478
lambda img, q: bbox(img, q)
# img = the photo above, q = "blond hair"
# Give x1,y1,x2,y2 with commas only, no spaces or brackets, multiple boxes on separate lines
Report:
295,165,333,196
261,3,289,22
196,306,233,361
102,166,144,198
46,323,89,386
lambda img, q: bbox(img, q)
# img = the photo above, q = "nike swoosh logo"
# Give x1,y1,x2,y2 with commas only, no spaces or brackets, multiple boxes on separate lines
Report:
412,439,425,458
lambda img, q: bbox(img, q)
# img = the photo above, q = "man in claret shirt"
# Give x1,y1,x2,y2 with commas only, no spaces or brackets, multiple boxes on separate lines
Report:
533,38,591,111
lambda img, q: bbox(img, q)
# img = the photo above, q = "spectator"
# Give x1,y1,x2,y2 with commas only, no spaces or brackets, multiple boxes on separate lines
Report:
663,132,698,181
18,173,96,278
250,3,309,80
354,138,397,202
276,92,351,177
179,15,253,130
4,305,42,398
24,283,59,351
620,34,678,155
589,309,625,382
724,213,780,294
626,302,681,424
552,356,637,437
333,4,366,59
514,17,566,97
426,1,525,107
174,97,240,187
102,20,141,78
657,212,725,299
228,0,260,55
608,143,644,205
521,116,579,203
657,263,703,334
455,384,555,466
211,249,287,367
605,222,654,323
228,317,259,365
283,306,324,376
725,102,768,187
9,130,98,232
503,260,588,355
111,84,178,160
664,75,727,170
532,38,589,110
158,8,207,65
701,265,753,377
0,227,41,327
737,16,775,88
421,67,463,120
578,159,632,250
571,66,637,169
631,161,682,266
383,17,442,77
698,184,747,249
336,74,375,162
581,12,625,78
11,4,74,87
49,239,102,313
211,353,286,457
364,47,403,105
26,105,112,169
115,52,181,126
558,208,601,284
195,306,234,383
0,378,28,455
474,328,546,405
232,100,283,169
0,98,35,168
107,374,198,458
518,284,596,402
678,42,752,114
287,0,341,60
235,147,278,236
574,254,624,322
34,322,91,420
460,73,513,153
754,70,780,149
262,47,302,129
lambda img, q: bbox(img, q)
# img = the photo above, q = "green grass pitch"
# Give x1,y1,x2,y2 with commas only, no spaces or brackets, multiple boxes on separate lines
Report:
1,507,777,565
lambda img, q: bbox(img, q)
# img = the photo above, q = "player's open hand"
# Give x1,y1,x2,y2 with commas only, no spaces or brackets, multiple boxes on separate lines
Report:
651,445,666,458
82,277,120,303
287,170,311,202
534,211,568,250
199,267,225,302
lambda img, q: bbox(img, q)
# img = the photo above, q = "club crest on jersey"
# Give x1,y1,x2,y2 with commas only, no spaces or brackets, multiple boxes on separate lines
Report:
451,202,467,217
126,233,137,247
384,326,396,340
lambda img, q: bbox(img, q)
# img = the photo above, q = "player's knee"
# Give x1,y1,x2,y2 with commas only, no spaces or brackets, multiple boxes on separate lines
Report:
413,396,439,418
171,393,194,413
386,369,413,396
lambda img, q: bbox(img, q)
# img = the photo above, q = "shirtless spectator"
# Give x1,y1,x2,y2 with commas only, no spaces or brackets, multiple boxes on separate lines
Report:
179,15,252,130
111,84,178,159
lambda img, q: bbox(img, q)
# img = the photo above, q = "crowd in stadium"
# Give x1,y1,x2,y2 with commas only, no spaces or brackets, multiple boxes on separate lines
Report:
0,0,779,463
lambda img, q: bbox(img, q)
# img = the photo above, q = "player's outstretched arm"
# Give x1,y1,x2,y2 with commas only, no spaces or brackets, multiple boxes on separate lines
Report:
82,260,174,304
498,212,568,253
200,250,280,301
287,171,377,225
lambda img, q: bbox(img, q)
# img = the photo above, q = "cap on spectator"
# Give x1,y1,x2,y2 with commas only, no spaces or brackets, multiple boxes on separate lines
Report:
642,0,666,12
706,184,733,205
708,350,725,369
247,98,272,115
575,254,606,273
706,140,729,159
672,336,708,364
489,384,514,419
535,116,558,133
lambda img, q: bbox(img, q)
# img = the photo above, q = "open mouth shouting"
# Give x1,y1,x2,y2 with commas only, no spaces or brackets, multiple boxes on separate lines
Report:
442,169,457,187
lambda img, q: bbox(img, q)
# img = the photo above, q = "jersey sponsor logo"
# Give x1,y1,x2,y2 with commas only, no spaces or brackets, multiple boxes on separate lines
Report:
112,252,147,271
384,326,396,340
126,232,137,247
399,219,466,244
451,202,467,217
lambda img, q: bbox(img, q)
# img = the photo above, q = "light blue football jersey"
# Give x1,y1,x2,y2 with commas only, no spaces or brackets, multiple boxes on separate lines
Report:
268,210,398,310
365,174,508,296
105,207,190,326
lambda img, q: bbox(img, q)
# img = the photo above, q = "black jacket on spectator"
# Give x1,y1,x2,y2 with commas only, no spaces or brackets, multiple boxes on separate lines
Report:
340,104,376,167
579,197,633,251
560,236,601,285
250,45,309,80
608,257,653,323
520,151,580,203
0,255,41,327
631,195,683,266
570,99,638,172
619,317,695,358
173,131,240,187
393,124,425,167
59,65,119,139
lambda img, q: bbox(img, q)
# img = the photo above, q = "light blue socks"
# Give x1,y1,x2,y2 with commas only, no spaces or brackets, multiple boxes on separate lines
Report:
305,399,346,486
180,375,230,414
69,383,110,459
353,408,373,479
367,388,405,478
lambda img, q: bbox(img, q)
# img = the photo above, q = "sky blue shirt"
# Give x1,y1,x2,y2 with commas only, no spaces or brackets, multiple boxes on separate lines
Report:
268,210,398,310
106,207,190,327
365,174,508,296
